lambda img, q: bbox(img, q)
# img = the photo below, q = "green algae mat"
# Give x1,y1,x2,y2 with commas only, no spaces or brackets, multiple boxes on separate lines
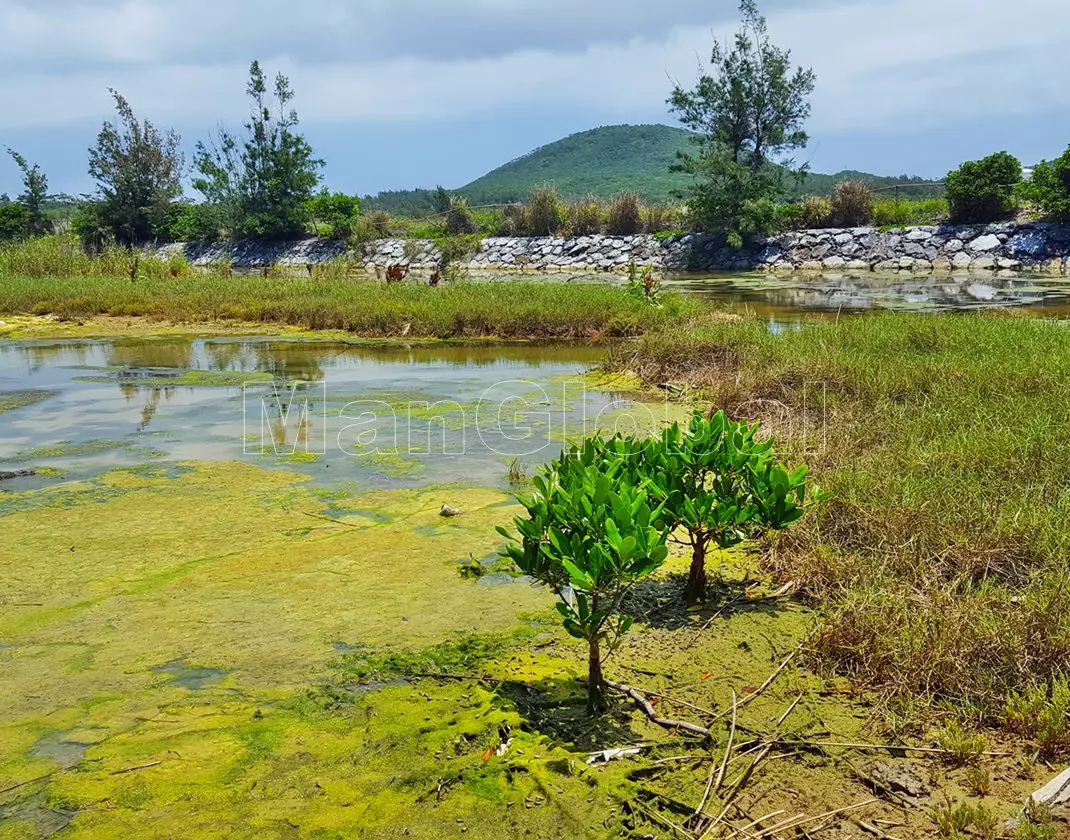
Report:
0,333,1057,839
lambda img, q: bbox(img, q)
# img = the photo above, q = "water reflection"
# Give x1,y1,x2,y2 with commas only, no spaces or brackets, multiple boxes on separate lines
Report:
0,337,623,491
667,271,1070,317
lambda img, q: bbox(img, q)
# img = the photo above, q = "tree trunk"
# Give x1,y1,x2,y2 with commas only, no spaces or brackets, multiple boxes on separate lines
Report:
686,539,708,604
587,634,606,714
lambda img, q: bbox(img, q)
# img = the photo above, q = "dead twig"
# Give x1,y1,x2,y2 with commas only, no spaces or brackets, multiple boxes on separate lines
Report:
713,646,801,721
714,691,738,793
607,679,712,739
854,819,905,840
299,511,361,529
0,771,56,796
756,799,878,837
110,761,161,776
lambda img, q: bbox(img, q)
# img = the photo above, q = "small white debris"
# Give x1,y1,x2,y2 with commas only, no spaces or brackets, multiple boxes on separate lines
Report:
586,747,643,765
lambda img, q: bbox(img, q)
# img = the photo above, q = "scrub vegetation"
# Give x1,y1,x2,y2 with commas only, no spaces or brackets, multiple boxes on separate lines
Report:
606,312,1070,730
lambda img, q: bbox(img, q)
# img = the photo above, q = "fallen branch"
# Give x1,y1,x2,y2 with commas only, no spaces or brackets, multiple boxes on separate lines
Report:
756,799,877,837
110,761,161,776
854,818,905,840
0,771,55,796
713,691,738,793
607,679,712,739
299,511,361,529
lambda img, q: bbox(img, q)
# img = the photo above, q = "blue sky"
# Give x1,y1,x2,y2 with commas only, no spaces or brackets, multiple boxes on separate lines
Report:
2,0,1068,198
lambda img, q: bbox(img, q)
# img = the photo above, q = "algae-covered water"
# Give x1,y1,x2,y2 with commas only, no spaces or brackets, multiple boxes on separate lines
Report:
0,333,1049,838
0,337,673,838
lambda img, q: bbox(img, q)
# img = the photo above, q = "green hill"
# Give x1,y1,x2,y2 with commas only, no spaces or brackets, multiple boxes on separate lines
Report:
363,125,943,214
458,124,692,205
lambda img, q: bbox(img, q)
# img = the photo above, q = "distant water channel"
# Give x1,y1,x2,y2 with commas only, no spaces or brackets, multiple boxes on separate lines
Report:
664,271,1070,319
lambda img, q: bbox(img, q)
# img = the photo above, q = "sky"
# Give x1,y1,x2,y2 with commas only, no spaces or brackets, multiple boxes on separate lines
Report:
1,0,1069,198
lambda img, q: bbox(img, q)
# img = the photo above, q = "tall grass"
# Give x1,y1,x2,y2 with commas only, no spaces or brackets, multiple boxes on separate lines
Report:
607,313,1070,727
0,240,698,339
871,197,950,227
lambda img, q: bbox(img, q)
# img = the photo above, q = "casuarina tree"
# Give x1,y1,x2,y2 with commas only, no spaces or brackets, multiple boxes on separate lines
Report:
193,61,323,239
87,90,184,245
668,0,815,245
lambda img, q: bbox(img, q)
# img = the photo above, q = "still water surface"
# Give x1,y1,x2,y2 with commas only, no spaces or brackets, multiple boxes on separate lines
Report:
665,271,1070,318
0,339,643,491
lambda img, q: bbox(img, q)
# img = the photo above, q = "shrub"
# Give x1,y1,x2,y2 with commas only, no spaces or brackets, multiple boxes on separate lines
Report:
945,151,1022,223
1004,678,1070,758
772,202,806,231
160,202,222,242
642,204,682,234
799,195,832,228
0,203,30,241
651,411,817,603
567,197,603,236
527,184,562,236
1021,146,1070,221
607,192,642,235
445,196,478,235
367,210,394,237
496,204,528,237
831,180,873,227
937,720,987,766
499,436,669,711
309,191,361,239
872,197,949,228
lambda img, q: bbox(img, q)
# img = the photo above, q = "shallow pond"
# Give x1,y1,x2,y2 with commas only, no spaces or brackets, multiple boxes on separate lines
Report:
0,337,658,491
666,270,1070,318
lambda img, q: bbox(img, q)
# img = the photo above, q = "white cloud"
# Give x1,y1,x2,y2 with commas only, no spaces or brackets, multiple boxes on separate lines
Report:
0,0,1066,136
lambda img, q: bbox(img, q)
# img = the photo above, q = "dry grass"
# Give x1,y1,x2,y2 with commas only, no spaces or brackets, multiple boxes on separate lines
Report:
830,181,873,227
606,313,1070,730
607,192,643,235
567,197,603,236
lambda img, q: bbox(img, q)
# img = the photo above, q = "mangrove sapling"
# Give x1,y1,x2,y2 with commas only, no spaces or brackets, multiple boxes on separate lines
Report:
498,437,668,712
653,411,815,604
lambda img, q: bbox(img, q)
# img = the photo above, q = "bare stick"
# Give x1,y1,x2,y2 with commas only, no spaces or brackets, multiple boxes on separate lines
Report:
714,691,738,793
855,819,905,840
757,799,878,837
0,772,55,796
714,647,800,721
299,511,361,529
624,682,720,719
110,761,161,776
607,679,712,738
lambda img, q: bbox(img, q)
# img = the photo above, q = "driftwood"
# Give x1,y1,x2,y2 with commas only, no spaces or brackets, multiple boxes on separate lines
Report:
0,469,36,481
1029,766,1070,807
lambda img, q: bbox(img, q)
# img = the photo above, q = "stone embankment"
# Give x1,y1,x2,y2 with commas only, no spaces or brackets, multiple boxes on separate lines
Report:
156,222,1070,275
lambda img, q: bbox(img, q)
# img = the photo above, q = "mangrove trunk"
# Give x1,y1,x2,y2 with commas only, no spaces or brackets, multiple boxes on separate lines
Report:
686,539,708,604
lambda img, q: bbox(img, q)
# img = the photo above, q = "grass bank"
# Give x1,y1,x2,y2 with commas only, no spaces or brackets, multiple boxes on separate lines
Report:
0,235,698,340
607,312,1070,738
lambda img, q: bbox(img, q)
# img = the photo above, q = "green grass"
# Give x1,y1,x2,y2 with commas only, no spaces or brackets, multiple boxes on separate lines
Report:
607,312,1070,728
0,238,697,339
872,196,950,227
